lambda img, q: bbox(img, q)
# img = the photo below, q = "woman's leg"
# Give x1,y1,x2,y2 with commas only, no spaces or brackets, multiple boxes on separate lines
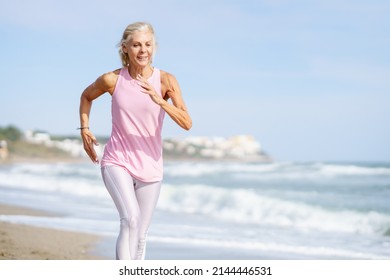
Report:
134,179,162,260
101,165,140,260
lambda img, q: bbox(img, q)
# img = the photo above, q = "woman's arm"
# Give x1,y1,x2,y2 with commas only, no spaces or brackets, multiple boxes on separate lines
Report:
137,71,192,130
79,71,117,163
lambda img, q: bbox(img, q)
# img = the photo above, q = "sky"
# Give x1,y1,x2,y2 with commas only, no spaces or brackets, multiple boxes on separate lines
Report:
0,0,389,162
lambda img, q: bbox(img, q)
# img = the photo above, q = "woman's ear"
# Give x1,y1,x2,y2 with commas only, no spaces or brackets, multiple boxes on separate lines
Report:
121,43,128,54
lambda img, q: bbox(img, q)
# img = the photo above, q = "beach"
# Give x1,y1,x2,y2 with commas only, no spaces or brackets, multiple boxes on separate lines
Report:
0,203,104,260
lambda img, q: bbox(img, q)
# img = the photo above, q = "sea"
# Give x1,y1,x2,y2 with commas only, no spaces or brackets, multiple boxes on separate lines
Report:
0,160,390,259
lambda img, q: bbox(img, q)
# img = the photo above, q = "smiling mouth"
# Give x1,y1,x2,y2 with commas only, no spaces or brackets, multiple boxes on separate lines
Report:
137,56,149,61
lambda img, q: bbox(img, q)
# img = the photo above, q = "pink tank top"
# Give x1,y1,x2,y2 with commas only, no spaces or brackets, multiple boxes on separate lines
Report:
101,67,165,182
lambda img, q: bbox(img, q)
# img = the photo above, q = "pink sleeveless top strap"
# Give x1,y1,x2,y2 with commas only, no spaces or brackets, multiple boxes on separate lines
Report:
101,67,165,182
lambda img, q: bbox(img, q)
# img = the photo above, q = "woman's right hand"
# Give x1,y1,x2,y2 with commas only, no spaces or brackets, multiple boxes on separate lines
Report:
79,71,117,163
81,129,99,163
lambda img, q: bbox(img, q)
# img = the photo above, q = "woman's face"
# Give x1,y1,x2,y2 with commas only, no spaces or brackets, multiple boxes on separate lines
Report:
124,30,154,68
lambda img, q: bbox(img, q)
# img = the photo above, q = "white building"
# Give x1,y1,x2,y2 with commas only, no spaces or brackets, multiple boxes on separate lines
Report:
164,134,269,161
0,140,8,160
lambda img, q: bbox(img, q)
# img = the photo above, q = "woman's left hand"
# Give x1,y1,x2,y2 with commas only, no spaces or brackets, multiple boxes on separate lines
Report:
137,74,164,105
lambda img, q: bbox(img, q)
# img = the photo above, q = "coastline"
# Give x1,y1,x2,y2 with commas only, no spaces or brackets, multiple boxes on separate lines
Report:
0,203,105,260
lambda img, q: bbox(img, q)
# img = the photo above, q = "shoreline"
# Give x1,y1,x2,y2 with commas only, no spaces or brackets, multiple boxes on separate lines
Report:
0,203,106,260
0,155,89,165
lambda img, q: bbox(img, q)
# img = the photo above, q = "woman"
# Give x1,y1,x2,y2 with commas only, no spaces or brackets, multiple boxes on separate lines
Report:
79,22,192,260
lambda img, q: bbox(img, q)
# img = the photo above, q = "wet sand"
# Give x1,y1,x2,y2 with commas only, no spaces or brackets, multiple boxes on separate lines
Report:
0,203,105,260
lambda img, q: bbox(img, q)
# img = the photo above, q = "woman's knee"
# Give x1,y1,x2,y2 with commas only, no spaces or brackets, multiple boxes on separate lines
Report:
120,214,141,230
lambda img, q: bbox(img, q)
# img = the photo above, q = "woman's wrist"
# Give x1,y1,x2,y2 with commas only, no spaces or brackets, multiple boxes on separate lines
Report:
155,95,165,106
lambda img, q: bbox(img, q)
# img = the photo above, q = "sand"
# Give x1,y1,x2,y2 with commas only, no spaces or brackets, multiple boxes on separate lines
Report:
0,203,105,260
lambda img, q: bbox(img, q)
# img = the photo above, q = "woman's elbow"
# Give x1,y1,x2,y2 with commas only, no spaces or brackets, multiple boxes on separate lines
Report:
182,118,192,131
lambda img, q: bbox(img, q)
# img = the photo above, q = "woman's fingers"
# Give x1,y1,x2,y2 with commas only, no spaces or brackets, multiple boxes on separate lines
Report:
136,74,162,105
82,131,99,163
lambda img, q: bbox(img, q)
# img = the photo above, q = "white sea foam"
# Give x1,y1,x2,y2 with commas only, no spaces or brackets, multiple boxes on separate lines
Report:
165,161,390,179
158,184,390,235
0,163,107,199
318,164,390,176
164,162,288,177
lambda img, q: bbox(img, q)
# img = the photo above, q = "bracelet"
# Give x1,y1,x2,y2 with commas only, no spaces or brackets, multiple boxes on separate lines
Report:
77,127,89,130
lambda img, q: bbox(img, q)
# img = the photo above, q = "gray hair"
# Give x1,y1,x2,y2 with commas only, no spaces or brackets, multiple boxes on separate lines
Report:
117,22,157,66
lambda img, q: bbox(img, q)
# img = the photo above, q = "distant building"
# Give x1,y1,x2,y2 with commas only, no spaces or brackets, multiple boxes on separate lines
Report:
24,130,51,145
163,135,271,162
23,130,104,158
0,140,8,160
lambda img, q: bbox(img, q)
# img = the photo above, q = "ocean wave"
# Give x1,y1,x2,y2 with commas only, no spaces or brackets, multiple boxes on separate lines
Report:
318,164,390,176
164,162,289,177
9,162,101,179
158,184,390,236
164,162,390,180
0,163,107,199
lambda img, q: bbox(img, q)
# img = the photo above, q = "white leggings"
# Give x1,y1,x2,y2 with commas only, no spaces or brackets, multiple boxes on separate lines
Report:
101,165,161,260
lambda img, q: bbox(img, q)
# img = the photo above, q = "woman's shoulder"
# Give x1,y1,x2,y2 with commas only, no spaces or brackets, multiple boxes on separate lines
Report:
101,68,121,81
95,69,121,93
159,69,181,97
98,69,121,85
160,69,178,85
160,69,174,79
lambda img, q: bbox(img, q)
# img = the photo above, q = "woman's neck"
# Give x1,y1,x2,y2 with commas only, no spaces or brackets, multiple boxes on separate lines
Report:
128,64,153,79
